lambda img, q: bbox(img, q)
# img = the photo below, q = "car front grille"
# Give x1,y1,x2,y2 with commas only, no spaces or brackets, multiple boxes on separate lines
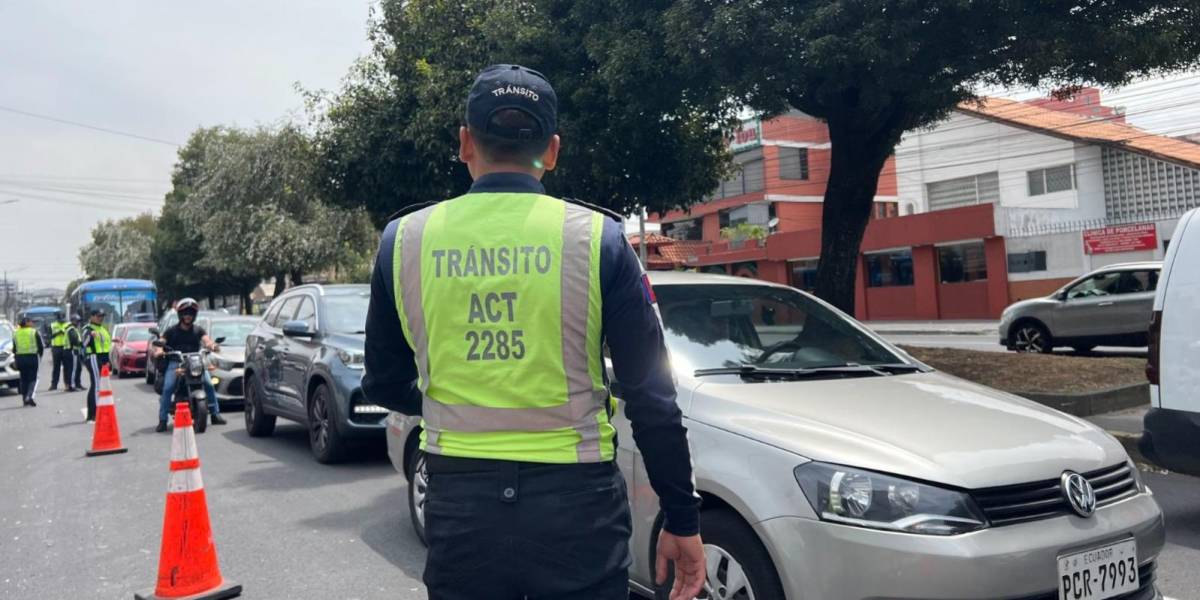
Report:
227,376,243,397
972,463,1139,527
1017,561,1156,600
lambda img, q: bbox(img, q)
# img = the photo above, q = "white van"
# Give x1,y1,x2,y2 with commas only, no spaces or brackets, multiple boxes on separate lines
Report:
1142,206,1200,476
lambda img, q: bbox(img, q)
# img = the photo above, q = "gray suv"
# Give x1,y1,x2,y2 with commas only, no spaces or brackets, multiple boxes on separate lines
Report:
1000,261,1161,353
243,284,387,463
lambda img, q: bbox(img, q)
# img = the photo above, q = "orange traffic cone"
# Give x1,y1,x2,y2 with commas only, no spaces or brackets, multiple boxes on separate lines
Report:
86,364,127,457
135,402,241,600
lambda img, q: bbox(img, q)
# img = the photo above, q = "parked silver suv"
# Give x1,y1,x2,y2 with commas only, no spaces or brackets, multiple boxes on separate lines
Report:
389,272,1163,599
1001,262,1161,353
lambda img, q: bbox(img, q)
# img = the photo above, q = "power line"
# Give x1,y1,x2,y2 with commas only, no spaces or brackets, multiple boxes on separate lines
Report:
0,104,182,147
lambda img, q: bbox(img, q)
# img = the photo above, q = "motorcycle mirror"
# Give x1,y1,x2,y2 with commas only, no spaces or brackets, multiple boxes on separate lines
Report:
151,340,165,347
149,327,160,336
213,336,226,345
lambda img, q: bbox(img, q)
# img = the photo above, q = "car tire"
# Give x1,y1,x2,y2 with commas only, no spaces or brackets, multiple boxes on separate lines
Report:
407,450,428,546
653,509,786,600
1009,321,1053,354
243,374,276,437
308,383,346,464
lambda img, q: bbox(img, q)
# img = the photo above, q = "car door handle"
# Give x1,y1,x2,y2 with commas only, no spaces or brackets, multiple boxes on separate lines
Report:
1098,301,1114,307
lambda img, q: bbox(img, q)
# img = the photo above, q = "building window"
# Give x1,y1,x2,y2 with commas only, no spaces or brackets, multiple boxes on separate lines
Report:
938,242,988,283
1007,250,1047,273
743,158,765,193
779,148,809,180
865,250,914,287
789,259,819,291
1027,164,1075,196
662,218,703,241
872,202,899,220
926,172,1000,211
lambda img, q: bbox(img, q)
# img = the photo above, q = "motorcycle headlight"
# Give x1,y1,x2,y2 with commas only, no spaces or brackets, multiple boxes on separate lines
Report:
337,348,365,369
794,462,987,536
187,355,204,376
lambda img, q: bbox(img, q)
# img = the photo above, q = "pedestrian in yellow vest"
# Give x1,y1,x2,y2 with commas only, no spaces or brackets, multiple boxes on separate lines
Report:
12,316,44,407
363,65,705,600
48,311,76,392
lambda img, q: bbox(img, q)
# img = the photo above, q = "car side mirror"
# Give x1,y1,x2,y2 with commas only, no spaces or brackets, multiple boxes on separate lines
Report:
149,327,159,336
281,320,315,338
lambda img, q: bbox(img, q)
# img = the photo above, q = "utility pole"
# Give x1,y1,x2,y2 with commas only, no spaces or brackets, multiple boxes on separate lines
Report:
638,208,648,267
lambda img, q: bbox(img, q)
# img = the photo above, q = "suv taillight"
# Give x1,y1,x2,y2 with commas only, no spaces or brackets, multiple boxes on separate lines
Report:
1146,310,1162,385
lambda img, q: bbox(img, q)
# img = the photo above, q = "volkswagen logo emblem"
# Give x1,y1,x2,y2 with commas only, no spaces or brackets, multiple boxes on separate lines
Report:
1062,471,1097,518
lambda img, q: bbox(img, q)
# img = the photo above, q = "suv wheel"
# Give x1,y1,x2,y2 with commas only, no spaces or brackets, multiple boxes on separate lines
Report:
243,374,275,437
654,509,785,600
408,451,428,546
308,383,346,464
1011,322,1053,354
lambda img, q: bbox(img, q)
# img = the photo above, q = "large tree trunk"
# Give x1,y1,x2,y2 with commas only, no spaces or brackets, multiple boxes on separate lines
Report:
813,117,896,315
272,273,286,298
241,288,253,315
290,270,303,286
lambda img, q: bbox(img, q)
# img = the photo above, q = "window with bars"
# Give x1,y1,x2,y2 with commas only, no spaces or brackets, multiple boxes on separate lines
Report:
865,250,914,287
1027,164,1075,196
1007,250,1047,273
779,147,809,180
938,242,988,283
926,172,1000,211
1102,147,1200,220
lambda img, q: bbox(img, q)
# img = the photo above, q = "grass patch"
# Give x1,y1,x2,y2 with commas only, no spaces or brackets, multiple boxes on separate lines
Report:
901,346,1146,395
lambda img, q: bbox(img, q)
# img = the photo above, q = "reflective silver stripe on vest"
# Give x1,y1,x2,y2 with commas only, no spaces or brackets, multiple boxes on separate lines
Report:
399,201,607,462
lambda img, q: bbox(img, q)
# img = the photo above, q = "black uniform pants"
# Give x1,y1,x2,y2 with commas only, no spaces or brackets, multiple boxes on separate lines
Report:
423,456,632,600
85,354,109,420
15,355,39,402
50,347,70,389
71,350,84,389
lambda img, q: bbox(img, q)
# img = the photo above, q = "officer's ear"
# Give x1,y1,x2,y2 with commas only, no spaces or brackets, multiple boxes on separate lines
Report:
459,126,476,164
539,134,561,172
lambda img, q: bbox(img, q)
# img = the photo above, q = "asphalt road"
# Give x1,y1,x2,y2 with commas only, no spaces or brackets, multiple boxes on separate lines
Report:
1,357,1197,600
883,332,1149,358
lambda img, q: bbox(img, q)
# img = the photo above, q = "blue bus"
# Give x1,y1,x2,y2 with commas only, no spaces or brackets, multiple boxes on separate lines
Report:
70,279,158,328
17,305,64,339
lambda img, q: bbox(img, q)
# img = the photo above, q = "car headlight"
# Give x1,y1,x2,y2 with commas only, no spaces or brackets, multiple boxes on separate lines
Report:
795,462,987,535
337,348,365,369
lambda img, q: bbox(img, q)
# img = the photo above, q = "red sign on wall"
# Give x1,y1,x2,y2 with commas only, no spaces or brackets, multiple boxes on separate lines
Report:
1082,223,1158,255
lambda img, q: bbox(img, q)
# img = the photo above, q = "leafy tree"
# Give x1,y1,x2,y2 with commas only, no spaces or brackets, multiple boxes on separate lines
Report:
314,0,737,226
664,0,1200,311
79,214,157,280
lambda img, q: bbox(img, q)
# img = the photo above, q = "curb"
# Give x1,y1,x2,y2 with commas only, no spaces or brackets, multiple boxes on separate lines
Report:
1016,383,1150,417
870,328,996,336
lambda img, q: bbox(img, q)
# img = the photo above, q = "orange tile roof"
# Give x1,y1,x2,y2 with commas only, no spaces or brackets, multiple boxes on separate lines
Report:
627,233,676,247
956,97,1200,170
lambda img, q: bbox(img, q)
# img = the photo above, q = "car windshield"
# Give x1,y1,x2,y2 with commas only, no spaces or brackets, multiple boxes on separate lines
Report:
208,321,257,346
0,323,11,341
323,291,369,334
656,284,905,373
123,328,153,341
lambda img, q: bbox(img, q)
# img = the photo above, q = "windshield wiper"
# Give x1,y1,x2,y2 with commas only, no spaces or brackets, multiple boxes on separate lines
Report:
871,363,925,374
694,364,893,379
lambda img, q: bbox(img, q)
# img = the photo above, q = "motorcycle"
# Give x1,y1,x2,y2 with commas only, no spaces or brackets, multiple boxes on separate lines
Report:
151,337,225,434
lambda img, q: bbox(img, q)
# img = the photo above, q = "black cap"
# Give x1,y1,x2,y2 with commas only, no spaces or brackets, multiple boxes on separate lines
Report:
466,64,557,142
89,308,106,317
71,314,81,322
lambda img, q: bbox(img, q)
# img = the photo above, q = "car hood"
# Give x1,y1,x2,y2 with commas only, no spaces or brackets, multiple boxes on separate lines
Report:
1003,296,1059,317
688,371,1125,490
212,347,246,364
324,333,364,352
124,341,149,352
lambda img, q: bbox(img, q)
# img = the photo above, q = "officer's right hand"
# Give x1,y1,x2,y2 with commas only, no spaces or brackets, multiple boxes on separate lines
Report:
655,531,706,600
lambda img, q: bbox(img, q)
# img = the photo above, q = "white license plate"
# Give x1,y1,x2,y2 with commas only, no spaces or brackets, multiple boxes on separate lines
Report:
1058,539,1139,600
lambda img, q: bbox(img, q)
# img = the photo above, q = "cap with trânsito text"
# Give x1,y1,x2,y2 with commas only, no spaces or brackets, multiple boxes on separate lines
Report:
466,64,558,142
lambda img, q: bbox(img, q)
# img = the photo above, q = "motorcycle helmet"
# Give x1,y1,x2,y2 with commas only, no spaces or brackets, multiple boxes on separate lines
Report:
176,298,200,318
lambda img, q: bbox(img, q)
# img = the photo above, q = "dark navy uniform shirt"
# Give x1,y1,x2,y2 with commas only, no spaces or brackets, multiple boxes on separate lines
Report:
363,172,700,536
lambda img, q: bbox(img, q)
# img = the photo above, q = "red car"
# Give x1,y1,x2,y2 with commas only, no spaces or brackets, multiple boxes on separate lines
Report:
110,323,154,378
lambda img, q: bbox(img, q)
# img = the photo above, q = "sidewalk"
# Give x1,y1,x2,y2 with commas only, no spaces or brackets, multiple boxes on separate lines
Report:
864,320,998,336
1085,405,1151,466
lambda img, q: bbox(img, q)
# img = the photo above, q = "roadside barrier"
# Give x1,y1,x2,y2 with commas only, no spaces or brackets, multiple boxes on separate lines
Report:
86,364,127,457
135,402,241,600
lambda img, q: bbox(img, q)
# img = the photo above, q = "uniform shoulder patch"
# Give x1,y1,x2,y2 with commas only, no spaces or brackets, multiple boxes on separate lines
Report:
386,201,440,224
561,197,624,223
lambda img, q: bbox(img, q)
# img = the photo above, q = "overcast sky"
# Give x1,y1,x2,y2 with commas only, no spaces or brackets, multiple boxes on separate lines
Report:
0,2,1197,290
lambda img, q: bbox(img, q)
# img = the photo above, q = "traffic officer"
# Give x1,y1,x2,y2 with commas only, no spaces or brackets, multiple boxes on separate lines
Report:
68,314,85,390
363,65,705,600
81,309,112,422
48,311,75,392
12,316,43,406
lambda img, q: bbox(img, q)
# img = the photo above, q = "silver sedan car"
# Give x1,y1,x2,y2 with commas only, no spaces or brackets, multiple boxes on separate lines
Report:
387,272,1163,600
200,316,260,408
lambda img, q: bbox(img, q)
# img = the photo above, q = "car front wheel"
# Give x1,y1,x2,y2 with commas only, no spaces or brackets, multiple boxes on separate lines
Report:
243,374,275,437
308,383,346,464
408,451,428,546
655,509,785,600
1010,322,1053,354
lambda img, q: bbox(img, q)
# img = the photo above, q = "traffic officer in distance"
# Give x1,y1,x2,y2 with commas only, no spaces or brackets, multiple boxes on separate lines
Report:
81,309,112,422
363,64,706,600
48,311,75,392
12,315,43,406
68,314,85,391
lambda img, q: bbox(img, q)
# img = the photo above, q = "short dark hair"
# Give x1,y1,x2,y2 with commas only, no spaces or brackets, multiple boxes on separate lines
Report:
469,109,551,165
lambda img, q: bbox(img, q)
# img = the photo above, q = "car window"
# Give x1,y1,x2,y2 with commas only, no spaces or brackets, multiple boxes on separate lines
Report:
262,303,283,327
271,297,302,328
208,320,257,346
1117,270,1158,294
656,284,903,371
322,291,370,334
293,296,317,330
113,325,126,341
0,322,12,340
1066,272,1122,299
124,328,153,341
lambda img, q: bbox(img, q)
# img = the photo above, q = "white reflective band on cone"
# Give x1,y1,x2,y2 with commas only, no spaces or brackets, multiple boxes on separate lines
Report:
97,390,115,407
170,427,199,461
167,468,204,493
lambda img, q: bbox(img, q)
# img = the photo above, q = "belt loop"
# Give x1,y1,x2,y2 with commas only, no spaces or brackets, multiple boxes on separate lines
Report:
499,461,519,504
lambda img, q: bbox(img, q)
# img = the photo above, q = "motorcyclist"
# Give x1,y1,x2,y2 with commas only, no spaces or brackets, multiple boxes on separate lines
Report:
152,298,225,432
